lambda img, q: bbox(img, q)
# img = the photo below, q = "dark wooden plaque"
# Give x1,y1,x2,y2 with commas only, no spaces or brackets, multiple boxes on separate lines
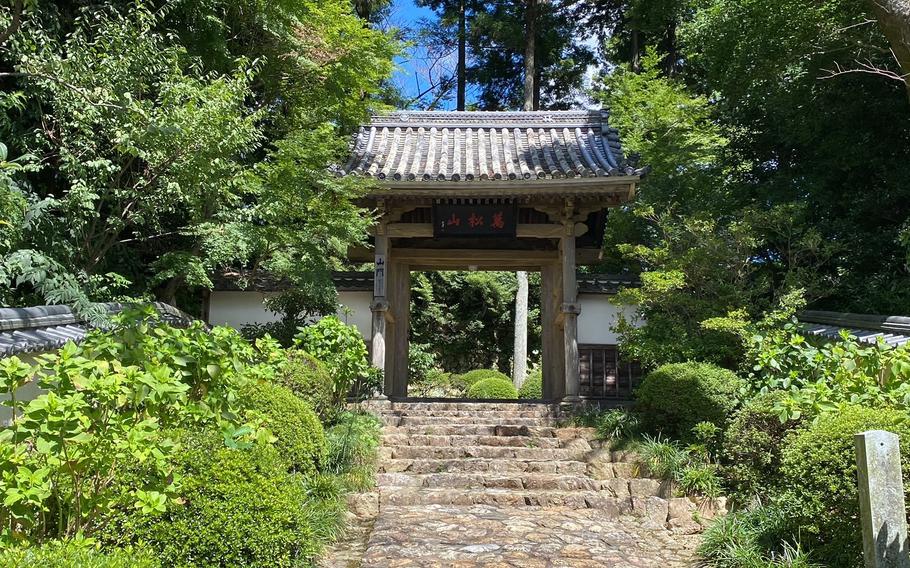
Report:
432,202,517,237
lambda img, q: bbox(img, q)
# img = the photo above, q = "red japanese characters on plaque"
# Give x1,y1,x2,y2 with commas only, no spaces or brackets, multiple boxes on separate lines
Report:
433,202,518,237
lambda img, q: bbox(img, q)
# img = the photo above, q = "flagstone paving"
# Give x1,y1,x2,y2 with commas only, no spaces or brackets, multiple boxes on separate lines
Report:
321,401,720,568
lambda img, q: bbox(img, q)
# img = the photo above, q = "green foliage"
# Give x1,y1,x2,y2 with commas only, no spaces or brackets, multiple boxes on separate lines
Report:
637,435,689,480
0,0,398,308
295,316,370,404
272,349,337,423
108,430,338,568
747,322,910,421
241,277,339,348
461,368,511,386
594,409,642,442
239,381,326,477
408,343,439,387
721,392,802,503
0,541,159,568
518,369,543,399
466,377,519,399
410,271,540,373
410,369,463,398
0,309,270,543
635,362,744,440
325,412,382,492
698,501,817,568
779,404,910,565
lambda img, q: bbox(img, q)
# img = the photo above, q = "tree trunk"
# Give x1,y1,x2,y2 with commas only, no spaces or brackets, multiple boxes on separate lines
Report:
631,28,641,72
457,0,466,110
868,0,910,99
513,270,529,388
524,0,536,111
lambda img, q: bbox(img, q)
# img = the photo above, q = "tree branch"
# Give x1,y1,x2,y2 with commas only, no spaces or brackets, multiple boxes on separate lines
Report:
0,71,127,110
0,0,24,47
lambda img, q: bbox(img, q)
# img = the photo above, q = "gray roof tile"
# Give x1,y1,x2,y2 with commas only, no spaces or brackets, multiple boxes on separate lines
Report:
340,111,643,182
0,303,197,358
798,310,910,347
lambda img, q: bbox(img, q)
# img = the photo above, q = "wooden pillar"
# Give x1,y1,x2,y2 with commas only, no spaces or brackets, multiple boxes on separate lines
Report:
387,258,410,399
540,262,564,401
561,229,581,402
370,234,389,398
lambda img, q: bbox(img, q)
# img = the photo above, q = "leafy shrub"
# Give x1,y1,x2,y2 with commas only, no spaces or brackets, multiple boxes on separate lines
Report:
676,464,722,498
635,362,744,440
779,404,910,565
637,435,689,480
595,409,642,442
0,308,264,542
409,369,462,398
108,430,340,568
0,541,159,568
273,349,336,422
747,322,910,420
295,316,369,404
698,501,814,568
722,391,802,503
518,368,543,399
324,412,382,491
240,380,326,477
460,368,510,386
467,377,518,399
408,342,438,386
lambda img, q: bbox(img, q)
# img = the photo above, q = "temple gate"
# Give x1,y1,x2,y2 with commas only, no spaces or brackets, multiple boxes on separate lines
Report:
340,110,642,402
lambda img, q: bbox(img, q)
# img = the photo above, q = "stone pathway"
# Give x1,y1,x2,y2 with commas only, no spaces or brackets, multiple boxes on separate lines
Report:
322,401,719,568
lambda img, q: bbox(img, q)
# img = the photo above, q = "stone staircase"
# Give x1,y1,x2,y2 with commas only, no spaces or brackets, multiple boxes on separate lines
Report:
368,401,721,530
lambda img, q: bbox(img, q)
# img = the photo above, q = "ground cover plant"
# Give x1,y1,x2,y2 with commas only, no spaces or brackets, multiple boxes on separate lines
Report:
0,310,382,567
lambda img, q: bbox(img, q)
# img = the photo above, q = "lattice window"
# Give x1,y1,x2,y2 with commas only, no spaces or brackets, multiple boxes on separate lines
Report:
578,344,641,399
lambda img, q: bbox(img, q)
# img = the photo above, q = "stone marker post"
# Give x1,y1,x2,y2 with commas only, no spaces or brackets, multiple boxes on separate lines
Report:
855,430,910,568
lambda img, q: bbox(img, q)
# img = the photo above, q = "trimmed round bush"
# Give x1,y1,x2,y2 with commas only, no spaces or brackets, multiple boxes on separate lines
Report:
635,361,744,440
460,368,510,387
240,380,326,477
112,430,338,568
722,391,802,502
518,369,543,399
274,349,337,422
0,543,159,568
467,377,518,399
780,404,910,565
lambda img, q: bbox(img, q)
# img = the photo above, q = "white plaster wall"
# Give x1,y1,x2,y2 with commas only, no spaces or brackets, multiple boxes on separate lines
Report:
207,290,373,339
0,352,45,426
577,294,641,345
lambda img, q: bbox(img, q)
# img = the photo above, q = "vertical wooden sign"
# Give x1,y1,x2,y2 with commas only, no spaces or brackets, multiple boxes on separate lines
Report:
374,254,386,298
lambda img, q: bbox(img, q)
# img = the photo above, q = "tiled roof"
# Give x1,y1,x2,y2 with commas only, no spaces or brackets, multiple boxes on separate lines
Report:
577,274,639,295
340,111,643,182
0,303,196,358
212,271,374,292
798,310,910,347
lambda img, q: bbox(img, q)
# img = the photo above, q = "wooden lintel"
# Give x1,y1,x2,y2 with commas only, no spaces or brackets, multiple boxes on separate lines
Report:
375,223,588,239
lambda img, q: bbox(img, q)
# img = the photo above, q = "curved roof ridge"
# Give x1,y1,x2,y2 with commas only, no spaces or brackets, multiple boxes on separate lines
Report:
340,109,642,183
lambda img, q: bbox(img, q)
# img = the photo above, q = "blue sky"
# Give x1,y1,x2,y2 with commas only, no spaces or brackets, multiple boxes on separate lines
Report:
385,0,473,110
383,0,600,110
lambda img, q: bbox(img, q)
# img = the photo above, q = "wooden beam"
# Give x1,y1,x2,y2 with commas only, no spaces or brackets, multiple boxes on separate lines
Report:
377,223,588,239
348,244,604,265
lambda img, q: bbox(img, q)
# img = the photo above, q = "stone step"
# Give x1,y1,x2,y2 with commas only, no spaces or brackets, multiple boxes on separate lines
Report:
379,410,559,420
379,488,656,511
382,424,561,437
381,433,563,449
384,444,583,461
383,415,557,427
379,457,590,475
375,473,667,497
379,402,560,412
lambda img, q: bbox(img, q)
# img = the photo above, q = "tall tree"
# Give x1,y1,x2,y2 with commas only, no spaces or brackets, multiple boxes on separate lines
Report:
0,1,398,312
468,0,592,110
866,0,910,98
415,0,475,109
